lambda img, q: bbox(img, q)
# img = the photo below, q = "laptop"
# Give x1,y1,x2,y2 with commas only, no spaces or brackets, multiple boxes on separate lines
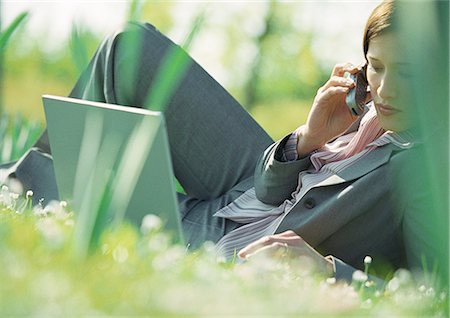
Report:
42,95,185,244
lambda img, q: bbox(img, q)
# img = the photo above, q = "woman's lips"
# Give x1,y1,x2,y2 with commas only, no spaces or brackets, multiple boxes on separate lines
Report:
375,103,401,116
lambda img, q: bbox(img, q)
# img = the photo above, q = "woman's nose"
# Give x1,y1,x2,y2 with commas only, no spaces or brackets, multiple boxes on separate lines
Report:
377,73,397,101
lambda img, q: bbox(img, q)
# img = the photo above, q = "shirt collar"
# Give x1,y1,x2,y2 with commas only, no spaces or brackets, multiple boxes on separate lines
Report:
384,129,417,149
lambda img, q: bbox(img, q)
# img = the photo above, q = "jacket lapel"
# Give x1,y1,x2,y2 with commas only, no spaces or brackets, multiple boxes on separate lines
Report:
310,143,398,189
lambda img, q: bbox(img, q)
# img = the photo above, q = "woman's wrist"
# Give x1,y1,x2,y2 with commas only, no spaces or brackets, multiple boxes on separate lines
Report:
295,126,324,157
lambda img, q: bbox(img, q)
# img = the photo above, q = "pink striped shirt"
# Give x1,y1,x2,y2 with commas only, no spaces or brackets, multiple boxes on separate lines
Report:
214,103,414,259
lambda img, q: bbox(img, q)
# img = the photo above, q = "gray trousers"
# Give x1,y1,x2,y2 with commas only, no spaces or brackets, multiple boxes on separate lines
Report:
1,23,274,248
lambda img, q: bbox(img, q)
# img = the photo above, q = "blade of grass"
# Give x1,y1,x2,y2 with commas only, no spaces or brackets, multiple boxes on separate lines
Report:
69,25,90,76
72,112,103,259
1,135,11,162
0,12,28,51
144,8,207,111
110,8,207,227
83,131,123,253
10,115,22,160
72,113,124,258
128,0,144,22
0,114,8,146
181,8,207,51
109,117,160,227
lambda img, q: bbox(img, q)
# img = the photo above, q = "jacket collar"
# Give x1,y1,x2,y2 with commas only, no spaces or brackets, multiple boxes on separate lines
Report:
310,142,401,188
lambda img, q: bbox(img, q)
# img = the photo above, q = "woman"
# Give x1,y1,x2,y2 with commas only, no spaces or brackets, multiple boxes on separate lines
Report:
1,1,446,283
236,0,447,282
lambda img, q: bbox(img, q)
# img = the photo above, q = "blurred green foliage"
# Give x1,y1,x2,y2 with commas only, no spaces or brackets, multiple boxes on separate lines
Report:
1,2,318,138
3,24,99,121
242,2,328,108
0,10,29,112
396,1,449,288
0,114,42,162
0,12,28,51
69,26,91,75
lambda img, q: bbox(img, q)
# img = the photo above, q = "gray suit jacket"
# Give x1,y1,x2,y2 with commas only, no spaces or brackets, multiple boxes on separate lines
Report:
254,133,446,280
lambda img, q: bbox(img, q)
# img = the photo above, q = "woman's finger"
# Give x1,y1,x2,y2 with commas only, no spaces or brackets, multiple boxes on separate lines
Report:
317,87,351,102
331,62,358,77
244,242,289,260
319,76,355,93
277,230,300,238
238,236,279,258
238,235,304,259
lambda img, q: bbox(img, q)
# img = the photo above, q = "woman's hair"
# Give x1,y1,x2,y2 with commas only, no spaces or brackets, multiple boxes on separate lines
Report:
363,1,396,58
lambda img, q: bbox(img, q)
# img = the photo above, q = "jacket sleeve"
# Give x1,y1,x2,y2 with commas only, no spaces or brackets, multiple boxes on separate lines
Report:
254,134,313,205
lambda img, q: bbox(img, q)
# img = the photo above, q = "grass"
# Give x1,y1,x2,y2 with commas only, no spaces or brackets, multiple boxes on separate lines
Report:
0,194,447,316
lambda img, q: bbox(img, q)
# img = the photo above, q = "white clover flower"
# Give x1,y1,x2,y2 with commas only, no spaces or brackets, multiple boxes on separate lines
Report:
1,186,11,207
361,298,373,309
146,233,169,252
59,201,67,208
152,246,185,271
5,179,23,195
36,218,65,247
112,246,129,263
387,277,400,292
395,268,412,285
352,270,368,283
364,256,372,265
425,287,436,298
64,219,74,227
43,201,61,216
216,255,227,264
326,277,336,285
140,214,162,234
364,280,375,288
10,192,19,200
26,190,33,198
201,241,216,254
33,200,46,216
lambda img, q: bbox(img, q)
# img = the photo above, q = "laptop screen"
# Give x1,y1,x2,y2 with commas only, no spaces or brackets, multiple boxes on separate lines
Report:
43,95,184,244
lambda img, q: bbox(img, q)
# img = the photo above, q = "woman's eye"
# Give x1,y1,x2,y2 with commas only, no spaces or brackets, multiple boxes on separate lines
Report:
368,64,384,73
398,68,413,78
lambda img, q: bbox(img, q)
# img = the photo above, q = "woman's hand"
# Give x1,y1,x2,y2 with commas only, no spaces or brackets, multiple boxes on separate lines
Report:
296,63,364,157
238,230,334,276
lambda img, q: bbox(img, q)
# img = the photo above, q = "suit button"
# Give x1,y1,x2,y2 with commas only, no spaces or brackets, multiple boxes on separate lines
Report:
304,198,316,209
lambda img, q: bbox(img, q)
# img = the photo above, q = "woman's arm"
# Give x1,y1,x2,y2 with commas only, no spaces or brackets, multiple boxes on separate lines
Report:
253,134,312,205
254,63,363,205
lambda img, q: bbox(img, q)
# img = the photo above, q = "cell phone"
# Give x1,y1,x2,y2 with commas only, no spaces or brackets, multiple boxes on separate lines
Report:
345,65,370,116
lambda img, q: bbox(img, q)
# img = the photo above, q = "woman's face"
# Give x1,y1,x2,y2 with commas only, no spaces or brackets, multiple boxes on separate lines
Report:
366,32,414,132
